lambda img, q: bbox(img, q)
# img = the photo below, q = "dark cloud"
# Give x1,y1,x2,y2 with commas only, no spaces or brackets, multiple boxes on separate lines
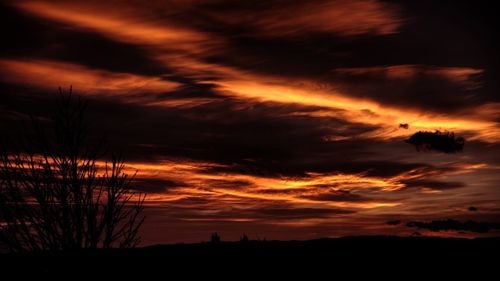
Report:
166,196,214,207
302,190,374,202
406,219,500,233
156,81,223,100
386,220,401,225
324,65,483,113
0,3,169,76
132,178,184,193
253,207,354,219
401,179,465,191
406,131,465,153
167,206,354,221
186,206,353,220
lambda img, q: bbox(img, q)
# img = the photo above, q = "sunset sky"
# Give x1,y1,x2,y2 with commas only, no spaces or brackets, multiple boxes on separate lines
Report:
1,0,499,244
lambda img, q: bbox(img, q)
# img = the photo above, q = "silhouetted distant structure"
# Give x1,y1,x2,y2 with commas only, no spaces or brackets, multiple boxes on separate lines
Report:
210,232,221,243
240,234,249,243
0,88,145,252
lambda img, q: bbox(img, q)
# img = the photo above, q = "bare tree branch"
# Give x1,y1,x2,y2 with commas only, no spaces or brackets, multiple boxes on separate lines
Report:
0,88,146,252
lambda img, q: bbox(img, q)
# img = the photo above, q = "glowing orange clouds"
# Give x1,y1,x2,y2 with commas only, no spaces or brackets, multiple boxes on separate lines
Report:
2,0,500,244
10,0,225,92
14,1,217,55
213,75,500,142
11,0,498,143
117,156,490,227
0,59,180,96
121,158,402,210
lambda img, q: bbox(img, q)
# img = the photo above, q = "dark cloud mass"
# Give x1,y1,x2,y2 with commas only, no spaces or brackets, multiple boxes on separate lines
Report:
386,220,401,226
0,0,499,244
401,179,465,191
406,219,500,233
406,131,465,153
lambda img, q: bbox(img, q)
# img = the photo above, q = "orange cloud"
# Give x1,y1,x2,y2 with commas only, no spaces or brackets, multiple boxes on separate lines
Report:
119,158,401,210
15,0,498,142
213,75,500,142
14,1,218,55
0,59,180,97
11,0,225,90
9,0,499,144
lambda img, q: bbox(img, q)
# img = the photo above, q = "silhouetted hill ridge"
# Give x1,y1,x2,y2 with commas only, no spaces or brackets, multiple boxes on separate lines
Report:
1,236,498,278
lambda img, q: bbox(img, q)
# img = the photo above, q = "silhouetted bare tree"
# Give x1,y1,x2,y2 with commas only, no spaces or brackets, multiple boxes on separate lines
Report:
0,88,145,252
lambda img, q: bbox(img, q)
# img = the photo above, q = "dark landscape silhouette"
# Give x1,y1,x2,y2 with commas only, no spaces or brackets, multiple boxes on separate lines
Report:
1,235,499,277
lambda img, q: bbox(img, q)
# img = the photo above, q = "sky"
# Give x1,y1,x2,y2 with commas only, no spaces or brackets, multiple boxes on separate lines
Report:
1,0,499,244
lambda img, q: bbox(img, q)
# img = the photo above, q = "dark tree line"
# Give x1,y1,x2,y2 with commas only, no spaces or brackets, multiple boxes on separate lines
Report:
0,89,145,252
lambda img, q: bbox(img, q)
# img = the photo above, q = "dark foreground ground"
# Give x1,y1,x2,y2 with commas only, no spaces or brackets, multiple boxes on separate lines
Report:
1,236,499,278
